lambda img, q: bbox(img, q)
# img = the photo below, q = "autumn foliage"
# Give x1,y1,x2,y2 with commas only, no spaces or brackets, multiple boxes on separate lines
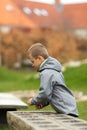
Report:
0,28,87,68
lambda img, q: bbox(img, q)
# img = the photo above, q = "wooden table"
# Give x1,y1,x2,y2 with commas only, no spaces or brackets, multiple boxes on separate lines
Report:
0,93,28,126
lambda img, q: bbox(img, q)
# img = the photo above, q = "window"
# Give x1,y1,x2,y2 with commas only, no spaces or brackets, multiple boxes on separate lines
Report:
41,9,48,16
23,7,32,14
6,4,13,11
33,8,41,16
33,8,48,16
0,26,11,33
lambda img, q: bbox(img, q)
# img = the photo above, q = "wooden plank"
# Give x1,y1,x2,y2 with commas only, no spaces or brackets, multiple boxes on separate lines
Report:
0,93,27,108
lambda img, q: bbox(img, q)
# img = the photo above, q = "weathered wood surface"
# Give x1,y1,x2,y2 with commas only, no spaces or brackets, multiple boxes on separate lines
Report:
7,111,87,130
0,93,27,108
0,93,28,126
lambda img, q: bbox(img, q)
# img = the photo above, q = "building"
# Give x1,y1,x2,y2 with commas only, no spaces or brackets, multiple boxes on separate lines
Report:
0,0,87,37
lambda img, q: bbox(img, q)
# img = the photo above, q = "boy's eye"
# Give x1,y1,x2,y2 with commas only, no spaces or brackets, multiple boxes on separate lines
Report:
31,61,34,64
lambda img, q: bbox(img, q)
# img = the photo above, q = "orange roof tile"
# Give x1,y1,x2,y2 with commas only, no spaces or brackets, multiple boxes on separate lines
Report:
12,0,87,30
12,0,62,29
1,0,87,30
61,3,87,29
0,0,36,28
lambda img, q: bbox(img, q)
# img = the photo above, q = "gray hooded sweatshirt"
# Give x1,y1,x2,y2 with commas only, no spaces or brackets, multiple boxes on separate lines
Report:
31,57,78,116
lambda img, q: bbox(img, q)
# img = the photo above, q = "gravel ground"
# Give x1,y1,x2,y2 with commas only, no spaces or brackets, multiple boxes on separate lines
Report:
9,90,87,102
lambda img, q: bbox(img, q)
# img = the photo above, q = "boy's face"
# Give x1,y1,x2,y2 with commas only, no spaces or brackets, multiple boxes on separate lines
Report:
29,54,44,69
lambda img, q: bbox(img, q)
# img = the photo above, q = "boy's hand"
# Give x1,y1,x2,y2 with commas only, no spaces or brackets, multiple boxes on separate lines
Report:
27,98,43,109
35,104,43,109
27,98,32,105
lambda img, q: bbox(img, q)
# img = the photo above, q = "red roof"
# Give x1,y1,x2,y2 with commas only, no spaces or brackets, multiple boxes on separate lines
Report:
12,0,62,29
57,3,87,29
0,0,36,28
0,0,87,30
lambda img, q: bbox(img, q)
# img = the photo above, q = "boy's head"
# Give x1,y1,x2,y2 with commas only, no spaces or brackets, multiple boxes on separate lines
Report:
27,43,49,69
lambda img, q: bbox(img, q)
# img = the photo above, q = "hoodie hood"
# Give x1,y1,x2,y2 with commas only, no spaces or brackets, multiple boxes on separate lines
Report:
38,57,62,72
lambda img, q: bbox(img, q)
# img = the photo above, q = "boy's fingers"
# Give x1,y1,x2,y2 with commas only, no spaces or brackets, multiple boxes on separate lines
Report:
27,98,32,105
35,104,43,109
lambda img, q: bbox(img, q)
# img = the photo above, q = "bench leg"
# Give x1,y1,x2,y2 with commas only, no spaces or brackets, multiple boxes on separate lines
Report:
0,108,16,127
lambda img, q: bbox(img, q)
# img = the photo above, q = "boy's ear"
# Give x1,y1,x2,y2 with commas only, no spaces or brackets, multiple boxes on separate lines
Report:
38,55,44,61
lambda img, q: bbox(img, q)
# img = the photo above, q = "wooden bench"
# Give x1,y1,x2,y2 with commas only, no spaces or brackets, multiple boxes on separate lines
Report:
0,93,28,126
7,111,87,130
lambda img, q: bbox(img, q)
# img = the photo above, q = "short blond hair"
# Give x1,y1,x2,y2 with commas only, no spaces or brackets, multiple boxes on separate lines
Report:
28,43,49,59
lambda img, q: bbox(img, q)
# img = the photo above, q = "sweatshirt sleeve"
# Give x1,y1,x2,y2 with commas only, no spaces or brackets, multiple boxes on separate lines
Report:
31,71,53,105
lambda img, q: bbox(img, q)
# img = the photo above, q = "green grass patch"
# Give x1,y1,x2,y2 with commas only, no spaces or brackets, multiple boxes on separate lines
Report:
63,64,87,93
77,101,87,120
0,127,9,130
0,64,87,92
0,67,40,92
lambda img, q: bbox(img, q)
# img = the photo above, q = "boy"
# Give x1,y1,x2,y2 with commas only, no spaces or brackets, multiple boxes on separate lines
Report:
27,43,78,117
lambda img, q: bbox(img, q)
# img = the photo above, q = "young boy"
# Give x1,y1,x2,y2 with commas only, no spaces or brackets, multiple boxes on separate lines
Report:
27,43,78,117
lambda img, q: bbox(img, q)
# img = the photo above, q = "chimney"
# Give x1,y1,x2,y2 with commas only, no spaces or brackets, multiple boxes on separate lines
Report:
55,0,60,5
54,0,63,12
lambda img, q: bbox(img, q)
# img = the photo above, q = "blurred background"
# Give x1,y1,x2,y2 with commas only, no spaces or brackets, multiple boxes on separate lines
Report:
0,0,87,129
0,0,87,69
